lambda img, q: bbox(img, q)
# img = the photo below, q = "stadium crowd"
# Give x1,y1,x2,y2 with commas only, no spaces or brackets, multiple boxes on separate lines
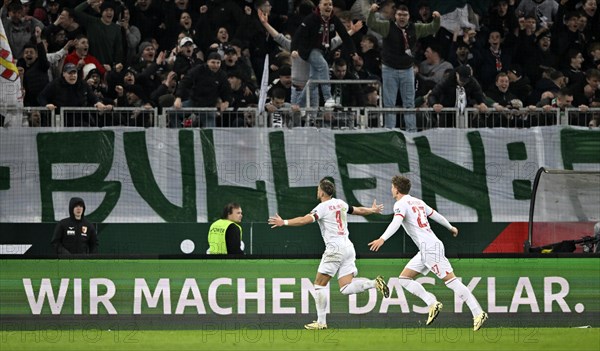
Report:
4,0,600,128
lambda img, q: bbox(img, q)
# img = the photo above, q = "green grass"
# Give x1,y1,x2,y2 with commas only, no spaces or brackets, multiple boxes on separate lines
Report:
1,328,598,351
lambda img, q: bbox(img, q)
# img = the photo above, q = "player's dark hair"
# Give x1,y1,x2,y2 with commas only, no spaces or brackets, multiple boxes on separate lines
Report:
319,178,335,196
221,202,241,219
392,175,411,194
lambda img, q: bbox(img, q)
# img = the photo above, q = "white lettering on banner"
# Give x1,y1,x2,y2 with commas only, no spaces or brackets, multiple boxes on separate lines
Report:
272,278,296,314
21,276,584,315
74,278,82,315
544,277,570,312
134,278,171,314
487,277,508,313
23,278,69,315
237,278,266,314
175,278,206,314
90,278,117,315
348,288,376,314
379,278,411,313
510,277,540,312
209,278,232,315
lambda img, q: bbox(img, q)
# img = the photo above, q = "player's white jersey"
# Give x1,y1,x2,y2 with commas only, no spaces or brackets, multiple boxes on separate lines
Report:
393,195,442,248
311,198,350,245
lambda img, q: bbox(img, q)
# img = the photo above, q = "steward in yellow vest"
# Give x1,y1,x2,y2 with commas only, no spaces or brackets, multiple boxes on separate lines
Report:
207,203,244,254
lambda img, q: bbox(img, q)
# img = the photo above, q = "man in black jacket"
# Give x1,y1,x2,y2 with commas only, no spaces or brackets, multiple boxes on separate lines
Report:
172,52,232,127
427,65,488,127
38,63,112,126
51,197,98,254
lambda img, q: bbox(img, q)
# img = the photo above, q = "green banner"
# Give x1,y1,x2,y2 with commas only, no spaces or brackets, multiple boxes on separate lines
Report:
1,258,598,329
1,127,599,224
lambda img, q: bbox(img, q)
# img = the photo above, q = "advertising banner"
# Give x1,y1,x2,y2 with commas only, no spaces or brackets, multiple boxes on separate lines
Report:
1,258,598,329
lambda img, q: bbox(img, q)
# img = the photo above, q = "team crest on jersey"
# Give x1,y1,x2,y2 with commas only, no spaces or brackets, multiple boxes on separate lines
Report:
82,226,87,234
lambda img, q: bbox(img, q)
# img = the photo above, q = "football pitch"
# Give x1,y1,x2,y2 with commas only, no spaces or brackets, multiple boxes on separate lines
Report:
1,328,598,351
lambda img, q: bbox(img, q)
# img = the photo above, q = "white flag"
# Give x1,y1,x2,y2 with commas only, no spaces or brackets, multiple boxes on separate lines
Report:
257,54,269,113
0,18,24,127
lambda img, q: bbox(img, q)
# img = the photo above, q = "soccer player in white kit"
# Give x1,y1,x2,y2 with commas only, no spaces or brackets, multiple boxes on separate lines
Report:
268,178,390,330
368,175,489,331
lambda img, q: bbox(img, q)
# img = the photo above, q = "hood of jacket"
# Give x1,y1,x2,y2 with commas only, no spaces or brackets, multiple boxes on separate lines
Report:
69,197,86,219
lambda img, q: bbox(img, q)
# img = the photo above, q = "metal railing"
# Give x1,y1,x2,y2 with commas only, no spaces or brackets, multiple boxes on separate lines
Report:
3,106,599,129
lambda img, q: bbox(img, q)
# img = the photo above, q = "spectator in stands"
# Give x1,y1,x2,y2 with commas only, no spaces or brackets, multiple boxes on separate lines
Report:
64,34,107,79
359,34,381,77
572,68,600,109
75,0,123,66
418,44,453,86
34,0,61,26
529,68,567,105
515,0,558,27
329,58,365,107
506,64,533,103
258,3,359,109
51,197,98,254
235,0,278,86
477,29,514,91
487,0,518,38
265,86,301,128
2,1,45,59
200,0,243,40
162,0,194,48
150,70,178,109
563,48,586,88
415,0,433,24
485,72,528,127
130,42,167,98
448,35,478,68
83,63,110,105
427,65,489,127
38,63,112,126
173,52,232,128
363,85,380,127
17,28,49,108
118,6,141,65
128,0,163,47
580,0,599,44
535,87,588,125
224,70,257,127
268,65,292,103
207,26,231,59
487,72,518,109
291,0,360,108
552,11,585,67
367,2,441,130
45,7,84,42
519,31,557,84
173,37,202,79
114,84,154,126
207,202,244,255
589,42,600,69
221,45,254,88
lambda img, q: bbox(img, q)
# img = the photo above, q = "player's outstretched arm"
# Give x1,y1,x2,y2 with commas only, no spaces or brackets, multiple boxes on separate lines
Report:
450,226,459,237
369,214,404,251
268,213,314,228
350,199,384,216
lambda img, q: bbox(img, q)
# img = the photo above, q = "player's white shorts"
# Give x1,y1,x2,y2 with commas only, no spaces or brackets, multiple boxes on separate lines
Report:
317,241,358,278
405,246,454,279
